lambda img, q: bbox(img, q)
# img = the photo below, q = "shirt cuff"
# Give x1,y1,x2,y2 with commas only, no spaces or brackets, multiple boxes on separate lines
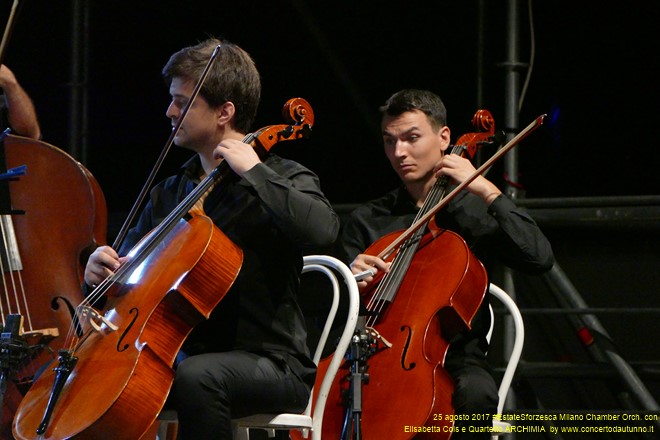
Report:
242,162,272,187
487,194,516,219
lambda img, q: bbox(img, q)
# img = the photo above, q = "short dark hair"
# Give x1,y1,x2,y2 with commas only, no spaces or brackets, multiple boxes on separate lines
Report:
162,37,261,133
379,89,447,130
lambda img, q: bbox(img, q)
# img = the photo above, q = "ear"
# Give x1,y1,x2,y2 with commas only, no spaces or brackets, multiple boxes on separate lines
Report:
438,125,451,152
216,101,236,127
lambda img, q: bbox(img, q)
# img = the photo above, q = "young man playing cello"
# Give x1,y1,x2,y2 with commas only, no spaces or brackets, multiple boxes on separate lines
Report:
339,89,554,438
83,38,339,439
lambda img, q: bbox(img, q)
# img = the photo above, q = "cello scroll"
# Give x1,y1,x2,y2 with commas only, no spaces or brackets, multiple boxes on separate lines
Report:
248,97,314,152
454,109,497,160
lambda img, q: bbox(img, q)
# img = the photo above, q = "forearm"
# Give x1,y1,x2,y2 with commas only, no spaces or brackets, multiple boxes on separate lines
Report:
469,175,502,206
2,81,40,139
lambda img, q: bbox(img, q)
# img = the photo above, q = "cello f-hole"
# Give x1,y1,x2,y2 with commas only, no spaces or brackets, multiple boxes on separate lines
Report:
51,295,83,337
50,295,76,317
117,307,139,352
399,325,416,371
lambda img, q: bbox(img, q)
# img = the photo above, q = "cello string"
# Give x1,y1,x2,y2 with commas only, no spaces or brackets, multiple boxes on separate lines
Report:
0,0,22,328
365,195,437,323
364,222,424,327
364,175,445,312
63,104,303,350
15,266,31,330
363,144,464,327
64,167,215,348
0,216,23,318
64,131,258,351
1,215,36,331
0,219,9,325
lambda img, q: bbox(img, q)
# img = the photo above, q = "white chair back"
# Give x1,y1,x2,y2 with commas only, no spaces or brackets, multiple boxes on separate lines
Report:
232,255,360,440
487,283,525,438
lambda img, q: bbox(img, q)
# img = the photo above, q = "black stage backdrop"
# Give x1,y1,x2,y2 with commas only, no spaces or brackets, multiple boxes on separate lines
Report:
3,1,660,428
3,0,659,216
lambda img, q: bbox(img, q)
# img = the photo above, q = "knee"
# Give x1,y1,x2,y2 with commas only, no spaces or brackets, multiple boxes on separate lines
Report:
173,355,227,396
452,370,498,414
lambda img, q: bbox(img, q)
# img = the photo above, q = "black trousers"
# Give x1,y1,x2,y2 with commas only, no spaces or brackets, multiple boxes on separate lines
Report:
445,340,499,440
170,350,311,439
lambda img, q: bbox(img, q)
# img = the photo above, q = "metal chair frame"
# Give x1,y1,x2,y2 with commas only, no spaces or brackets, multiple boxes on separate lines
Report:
487,283,525,438
231,255,360,440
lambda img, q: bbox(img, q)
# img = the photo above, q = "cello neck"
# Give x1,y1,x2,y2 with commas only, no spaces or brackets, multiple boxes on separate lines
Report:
414,143,466,224
364,144,468,319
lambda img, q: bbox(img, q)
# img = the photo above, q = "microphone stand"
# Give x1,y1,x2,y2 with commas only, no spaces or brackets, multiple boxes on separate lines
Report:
340,315,377,440
0,314,29,423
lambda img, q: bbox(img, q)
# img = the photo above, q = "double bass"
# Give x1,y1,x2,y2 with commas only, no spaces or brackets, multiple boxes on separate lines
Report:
0,1,107,437
12,97,315,440
0,135,107,440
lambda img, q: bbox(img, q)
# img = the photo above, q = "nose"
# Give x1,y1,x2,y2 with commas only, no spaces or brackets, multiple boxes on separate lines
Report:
166,101,178,120
392,139,408,158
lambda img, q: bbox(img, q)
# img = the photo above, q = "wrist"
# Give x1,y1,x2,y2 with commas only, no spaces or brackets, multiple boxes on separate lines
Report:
484,191,502,205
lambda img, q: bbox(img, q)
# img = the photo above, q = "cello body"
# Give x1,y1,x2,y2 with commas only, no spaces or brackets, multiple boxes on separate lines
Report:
11,97,311,439
311,227,487,439
0,135,107,439
12,215,243,439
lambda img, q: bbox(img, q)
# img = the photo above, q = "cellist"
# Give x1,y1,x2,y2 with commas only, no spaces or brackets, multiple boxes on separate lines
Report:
0,64,40,139
83,37,339,439
339,89,554,438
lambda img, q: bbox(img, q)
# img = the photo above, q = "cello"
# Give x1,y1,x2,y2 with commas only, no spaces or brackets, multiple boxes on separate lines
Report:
297,111,545,439
12,96,315,440
308,110,498,440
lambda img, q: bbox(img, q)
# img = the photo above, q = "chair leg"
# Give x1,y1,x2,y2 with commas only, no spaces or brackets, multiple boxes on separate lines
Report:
232,424,249,440
154,410,179,440
138,420,160,440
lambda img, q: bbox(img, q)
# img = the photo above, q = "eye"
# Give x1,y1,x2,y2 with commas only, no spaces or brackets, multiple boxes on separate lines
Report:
171,95,189,109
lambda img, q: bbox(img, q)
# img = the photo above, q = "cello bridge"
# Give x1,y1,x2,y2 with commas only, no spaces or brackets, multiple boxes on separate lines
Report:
366,326,393,349
79,306,119,332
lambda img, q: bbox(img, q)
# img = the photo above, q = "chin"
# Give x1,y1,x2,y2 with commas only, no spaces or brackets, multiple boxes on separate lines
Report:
399,172,417,182
174,137,193,150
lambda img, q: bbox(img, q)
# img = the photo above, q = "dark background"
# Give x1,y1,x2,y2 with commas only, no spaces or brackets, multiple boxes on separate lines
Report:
5,0,660,211
3,0,659,433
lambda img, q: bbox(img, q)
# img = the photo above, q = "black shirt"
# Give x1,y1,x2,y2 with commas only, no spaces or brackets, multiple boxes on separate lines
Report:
339,185,554,355
119,153,340,385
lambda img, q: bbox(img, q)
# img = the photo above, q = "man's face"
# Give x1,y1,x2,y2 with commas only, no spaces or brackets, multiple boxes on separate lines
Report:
166,77,220,152
382,109,449,185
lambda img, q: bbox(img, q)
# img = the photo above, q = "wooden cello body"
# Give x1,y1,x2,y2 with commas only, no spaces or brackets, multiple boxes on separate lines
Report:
0,135,107,439
12,97,314,440
12,215,243,439
316,227,487,439
295,110,498,439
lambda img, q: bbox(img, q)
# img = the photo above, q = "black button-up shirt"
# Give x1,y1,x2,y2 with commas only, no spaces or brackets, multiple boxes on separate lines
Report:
338,185,554,357
119,153,339,385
